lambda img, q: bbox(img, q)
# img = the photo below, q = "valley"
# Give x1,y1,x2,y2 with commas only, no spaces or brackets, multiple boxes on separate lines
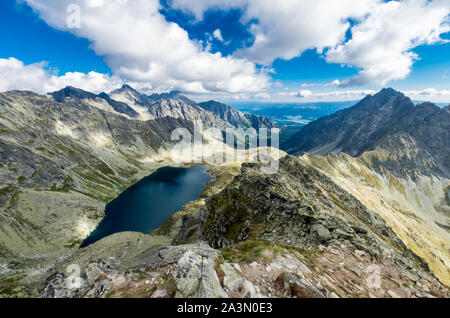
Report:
0,86,448,298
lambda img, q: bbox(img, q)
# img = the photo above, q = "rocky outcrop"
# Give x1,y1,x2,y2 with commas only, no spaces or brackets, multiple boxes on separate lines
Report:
200,156,408,257
302,151,450,286
39,239,449,299
197,156,450,288
150,244,227,298
198,100,278,130
40,243,228,299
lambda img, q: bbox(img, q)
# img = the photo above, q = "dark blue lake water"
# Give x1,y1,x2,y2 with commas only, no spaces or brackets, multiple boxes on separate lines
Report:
81,166,211,247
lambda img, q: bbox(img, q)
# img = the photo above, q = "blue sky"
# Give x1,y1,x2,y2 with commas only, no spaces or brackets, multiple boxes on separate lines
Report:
0,0,110,74
0,0,449,102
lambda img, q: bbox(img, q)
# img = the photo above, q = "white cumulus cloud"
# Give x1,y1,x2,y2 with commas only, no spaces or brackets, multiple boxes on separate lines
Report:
12,0,450,95
0,57,124,94
0,58,49,93
24,0,269,94
171,0,450,86
172,0,377,65
326,0,450,86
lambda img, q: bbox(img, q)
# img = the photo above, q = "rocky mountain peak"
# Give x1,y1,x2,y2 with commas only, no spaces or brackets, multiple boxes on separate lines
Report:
166,90,182,97
45,84,276,128
370,87,408,104
198,100,279,129
49,86,97,102
352,87,411,114
377,87,405,98
199,100,239,115
110,84,143,100
47,86,140,118
146,90,196,106
201,100,228,108
121,84,135,90
282,87,445,165
116,84,140,95
414,101,440,111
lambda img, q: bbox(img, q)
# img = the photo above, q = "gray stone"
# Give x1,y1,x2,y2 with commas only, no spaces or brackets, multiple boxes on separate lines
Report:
333,229,353,240
151,287,167,298
310,224,332,243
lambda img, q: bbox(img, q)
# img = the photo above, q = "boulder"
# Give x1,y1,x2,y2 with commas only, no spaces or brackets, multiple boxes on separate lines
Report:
310,224,331,243
161,244,228,298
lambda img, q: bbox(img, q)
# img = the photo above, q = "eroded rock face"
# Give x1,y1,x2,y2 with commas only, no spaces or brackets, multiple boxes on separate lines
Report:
160,244,227,298
40,243,229,299
276,272,325,298
198,100,278,130
200,156,409,259
41,257,120,298
196,156,450,289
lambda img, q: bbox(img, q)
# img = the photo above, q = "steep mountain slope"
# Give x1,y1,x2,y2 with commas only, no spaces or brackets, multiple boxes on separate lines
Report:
283,88,450,178
50,86,140,119
187,156,447,295
280,88,450,285
148,97,232,130
245,112,279,129
108,85,153,120
301,152,450,286
108,85,239,130
0,90,196,263
282,88,410,155
198,100,278,129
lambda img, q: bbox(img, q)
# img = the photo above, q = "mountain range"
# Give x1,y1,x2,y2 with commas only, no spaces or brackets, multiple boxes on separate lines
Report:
49,84,278,131
0,85,278,282
283,88,450,178
0,86,448,298
198,100,278,130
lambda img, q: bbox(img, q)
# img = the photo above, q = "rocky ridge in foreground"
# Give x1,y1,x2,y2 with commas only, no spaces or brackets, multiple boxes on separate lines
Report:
35,157,449,298
40,240,449,299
